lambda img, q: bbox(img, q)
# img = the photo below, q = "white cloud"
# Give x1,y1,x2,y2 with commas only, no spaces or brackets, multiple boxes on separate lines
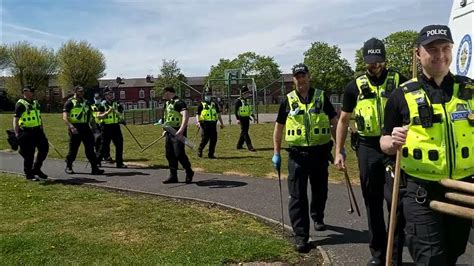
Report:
2,0,452,79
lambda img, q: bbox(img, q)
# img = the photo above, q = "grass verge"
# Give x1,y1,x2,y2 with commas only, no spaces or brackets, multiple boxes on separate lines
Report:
0,113,359,182
0,173,312,264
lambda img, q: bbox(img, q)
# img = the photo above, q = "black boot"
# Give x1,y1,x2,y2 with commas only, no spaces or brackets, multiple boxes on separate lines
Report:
185,169,194,184
163,169,178,184
91,166,104,175
34,169,48,179
25,170,38,181
65,161,74,174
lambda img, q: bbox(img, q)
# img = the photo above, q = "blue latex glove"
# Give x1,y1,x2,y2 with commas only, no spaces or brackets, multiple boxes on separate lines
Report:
272,153,281,170
341,148,347,160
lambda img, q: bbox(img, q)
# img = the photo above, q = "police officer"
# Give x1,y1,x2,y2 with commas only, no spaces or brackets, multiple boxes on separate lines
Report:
13,87,49,180
91,92,105,159
196,91,225,159
235,86,256,151
334,38,407,265
162,86,194,184
63,85,104,175
96,87,127,168
272,63,338,253
381,25,473,266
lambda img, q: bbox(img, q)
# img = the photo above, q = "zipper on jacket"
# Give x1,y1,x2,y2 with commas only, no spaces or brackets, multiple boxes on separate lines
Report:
441,103,455,178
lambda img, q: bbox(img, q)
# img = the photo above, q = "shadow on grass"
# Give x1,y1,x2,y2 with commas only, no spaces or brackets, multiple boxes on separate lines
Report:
195,178,247,189
252,147,274,151
215,156,260,160
41,177,106,186
104,171,150,177
310,225,369,246
122,158,150,162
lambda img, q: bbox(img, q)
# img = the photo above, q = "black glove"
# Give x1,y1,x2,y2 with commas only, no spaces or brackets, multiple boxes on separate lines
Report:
6,129,19,151
120,120,127,125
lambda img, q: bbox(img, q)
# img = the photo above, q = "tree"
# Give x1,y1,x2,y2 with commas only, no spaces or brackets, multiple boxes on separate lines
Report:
354,30,418,78
206,52,281,91
354,48,365,75
57,40,106,91
303,42,354,94
384,30,418,78
0,45,9,70
154,59,187,97
5,41,57,100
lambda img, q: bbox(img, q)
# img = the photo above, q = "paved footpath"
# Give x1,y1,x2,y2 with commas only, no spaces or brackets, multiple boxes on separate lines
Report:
1,152,472,265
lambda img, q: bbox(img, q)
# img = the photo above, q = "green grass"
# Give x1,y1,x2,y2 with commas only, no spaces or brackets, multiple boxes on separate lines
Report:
0,173,304,264
0,113,360,182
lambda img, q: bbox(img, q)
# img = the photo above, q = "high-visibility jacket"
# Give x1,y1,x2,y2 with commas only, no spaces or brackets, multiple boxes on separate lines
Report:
91,104,102,124
164,98,182,127
285,89,331,146
400,76,473,181
102,101,122,124
199,102,218,121
354,71,400,136
238,98,252,117
68,97,90,124
17,99,42,128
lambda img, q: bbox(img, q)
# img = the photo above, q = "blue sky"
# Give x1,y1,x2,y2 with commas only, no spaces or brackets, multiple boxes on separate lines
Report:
1,0,452,78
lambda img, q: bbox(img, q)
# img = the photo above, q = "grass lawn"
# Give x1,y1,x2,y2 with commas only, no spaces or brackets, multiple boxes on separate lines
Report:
0,113,360,183
0,173,309,264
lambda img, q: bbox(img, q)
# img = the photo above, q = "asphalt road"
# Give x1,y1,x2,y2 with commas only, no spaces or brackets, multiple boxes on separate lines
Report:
0,152,472,265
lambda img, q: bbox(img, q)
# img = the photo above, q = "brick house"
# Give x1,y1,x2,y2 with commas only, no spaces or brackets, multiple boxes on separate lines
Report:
98,77,204,110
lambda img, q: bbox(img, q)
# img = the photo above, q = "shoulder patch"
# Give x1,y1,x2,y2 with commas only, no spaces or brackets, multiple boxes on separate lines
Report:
401,79,421,93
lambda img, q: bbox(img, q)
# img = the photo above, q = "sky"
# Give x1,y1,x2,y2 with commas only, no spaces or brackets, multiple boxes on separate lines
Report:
1,0,453,79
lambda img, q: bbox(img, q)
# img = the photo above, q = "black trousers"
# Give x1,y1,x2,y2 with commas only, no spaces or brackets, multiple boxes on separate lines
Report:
18,127,49,176
237,117,253,149
92,125,102,155
403,176,471,266
97,124,123,165
66,124,99,170
287,147,329,242
198,121,217,156
356,144,387,261
384,169,406,266
165,131,192,177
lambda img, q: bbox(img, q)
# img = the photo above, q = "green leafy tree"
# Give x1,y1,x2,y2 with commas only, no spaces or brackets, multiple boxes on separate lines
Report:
354,48,365,75
303,41,354,94
57,40,106,91
0,45,10,70
384,30,418,78
5,41,57,100
154,59,187,97
206,52,281,92
354,31,418,78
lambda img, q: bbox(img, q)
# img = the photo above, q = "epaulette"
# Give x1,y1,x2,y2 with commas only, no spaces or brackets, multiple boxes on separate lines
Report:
454,74,473,84
401,79,421,93
454,75,473,100
386,68,401,75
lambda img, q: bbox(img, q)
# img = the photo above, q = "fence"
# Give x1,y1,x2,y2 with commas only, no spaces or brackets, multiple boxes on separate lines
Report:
123,108,198,125
123,103,343,125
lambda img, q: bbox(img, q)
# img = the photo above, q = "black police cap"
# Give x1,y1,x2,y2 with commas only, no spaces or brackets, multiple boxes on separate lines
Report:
292,63,309,76
417,25,453,46
362,38,386,64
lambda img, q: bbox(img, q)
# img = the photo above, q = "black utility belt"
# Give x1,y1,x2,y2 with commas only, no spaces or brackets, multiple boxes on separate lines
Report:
286,145,327,153
20,126,42,131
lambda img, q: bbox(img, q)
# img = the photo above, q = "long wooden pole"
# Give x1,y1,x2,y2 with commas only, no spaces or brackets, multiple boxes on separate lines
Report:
439,179,474,194
430,201,474,220
386,148,402,266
